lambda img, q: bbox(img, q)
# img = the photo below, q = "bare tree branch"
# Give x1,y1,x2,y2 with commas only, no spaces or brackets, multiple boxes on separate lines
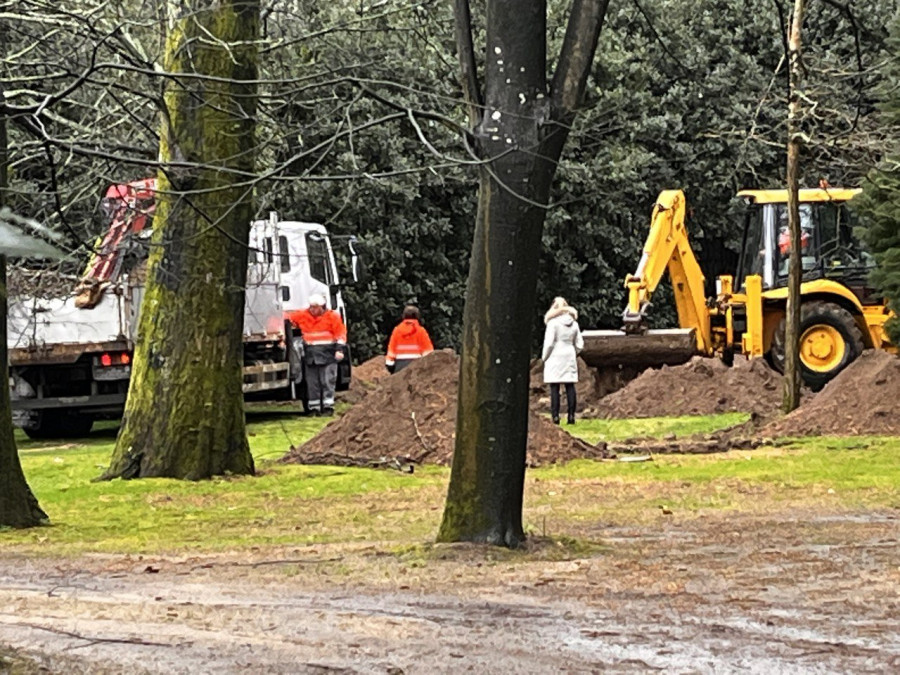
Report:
453,0,482,127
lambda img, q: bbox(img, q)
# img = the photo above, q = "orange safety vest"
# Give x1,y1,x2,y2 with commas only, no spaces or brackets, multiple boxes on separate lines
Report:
286,309,347,346
386,319,434,367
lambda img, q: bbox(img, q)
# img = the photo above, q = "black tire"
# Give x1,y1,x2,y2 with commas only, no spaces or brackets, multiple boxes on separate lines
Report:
23,411,94,440
766,301,864,391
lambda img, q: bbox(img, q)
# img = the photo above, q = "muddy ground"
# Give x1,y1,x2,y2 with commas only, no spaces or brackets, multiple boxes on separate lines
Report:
1,508,898,673
5,354,897,672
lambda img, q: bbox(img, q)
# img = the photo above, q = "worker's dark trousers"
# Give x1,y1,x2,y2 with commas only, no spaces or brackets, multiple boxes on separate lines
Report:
306,362,338,411
549,383,576,422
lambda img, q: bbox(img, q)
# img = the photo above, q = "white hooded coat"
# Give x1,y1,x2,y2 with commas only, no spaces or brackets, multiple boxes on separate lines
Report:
541,305,584,384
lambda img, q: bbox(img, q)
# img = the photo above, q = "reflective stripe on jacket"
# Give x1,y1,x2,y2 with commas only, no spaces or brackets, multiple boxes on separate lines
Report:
386,319,434,366
286,308,347,365
287,308,347,344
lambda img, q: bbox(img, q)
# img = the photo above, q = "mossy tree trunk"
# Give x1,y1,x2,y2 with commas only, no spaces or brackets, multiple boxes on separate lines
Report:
0,60,47,525
783,0,805,413
438,0,609,547
0,258,47,527
103,0,259,480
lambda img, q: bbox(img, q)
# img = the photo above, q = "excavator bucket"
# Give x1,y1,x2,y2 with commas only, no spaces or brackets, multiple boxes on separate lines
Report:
580,328,698,369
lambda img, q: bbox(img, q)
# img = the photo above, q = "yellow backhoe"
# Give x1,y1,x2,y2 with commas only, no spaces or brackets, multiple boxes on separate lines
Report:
581,188,896,390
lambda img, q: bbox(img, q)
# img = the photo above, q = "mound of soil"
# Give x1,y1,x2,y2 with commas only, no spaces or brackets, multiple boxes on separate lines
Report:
588,355,788,419
352,355,392,385
336,355,392,405
284,350,606,468
762,350,900,437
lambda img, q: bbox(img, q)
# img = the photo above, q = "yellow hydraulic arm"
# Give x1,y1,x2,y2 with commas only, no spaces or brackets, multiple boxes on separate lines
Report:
623,190,713,354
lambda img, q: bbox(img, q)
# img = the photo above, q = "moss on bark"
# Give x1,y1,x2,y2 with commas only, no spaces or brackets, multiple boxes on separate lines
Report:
1,261,49,526
103,0,260,480
0,78,48,526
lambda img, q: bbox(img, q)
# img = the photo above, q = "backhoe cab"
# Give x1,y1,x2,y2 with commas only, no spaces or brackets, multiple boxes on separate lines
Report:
581,188,896,390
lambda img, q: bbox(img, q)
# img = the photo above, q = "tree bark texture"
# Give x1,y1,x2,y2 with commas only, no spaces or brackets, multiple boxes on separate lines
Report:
1,258,48,527
0,55,47,525
439,0,608,547
104,0,259,480
783,0,805,413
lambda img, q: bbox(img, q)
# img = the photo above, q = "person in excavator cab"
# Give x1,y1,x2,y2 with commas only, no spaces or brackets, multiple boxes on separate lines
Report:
777,208,815,275
778,226,811,257
287,293,347,415
385,304,434,373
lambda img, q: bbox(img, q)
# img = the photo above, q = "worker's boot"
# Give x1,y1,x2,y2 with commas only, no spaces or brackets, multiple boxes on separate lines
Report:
566,413,575,425
552,414,560,425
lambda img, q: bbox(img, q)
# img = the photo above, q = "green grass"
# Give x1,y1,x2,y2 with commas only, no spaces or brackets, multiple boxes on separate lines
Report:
9,408,448,554
570,412,750,443
5,409,899,556
537,436,900,490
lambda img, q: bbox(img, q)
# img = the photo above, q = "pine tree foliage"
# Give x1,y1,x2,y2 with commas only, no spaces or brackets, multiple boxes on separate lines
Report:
855,14,900,343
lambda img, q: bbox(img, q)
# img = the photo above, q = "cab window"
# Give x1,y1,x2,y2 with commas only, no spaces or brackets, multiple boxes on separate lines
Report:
306,233,332,284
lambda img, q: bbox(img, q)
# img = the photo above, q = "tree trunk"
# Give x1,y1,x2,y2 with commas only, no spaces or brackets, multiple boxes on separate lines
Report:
439,0,608,547
0,49,47,525
783,0,805,413
0,259,48,527
103,0,259,480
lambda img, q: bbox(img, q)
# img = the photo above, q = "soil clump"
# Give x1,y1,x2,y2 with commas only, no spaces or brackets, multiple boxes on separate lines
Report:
762,349,900,437
352,355,392,386
336,355,392,405
284,350,606,468
587,355,788,419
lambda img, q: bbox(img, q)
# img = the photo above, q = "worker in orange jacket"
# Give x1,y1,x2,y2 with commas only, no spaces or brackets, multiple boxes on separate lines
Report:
386,305,434,373
286,293,347,415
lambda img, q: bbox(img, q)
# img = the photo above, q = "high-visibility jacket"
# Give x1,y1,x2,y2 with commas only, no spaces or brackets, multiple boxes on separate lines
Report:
386,319,434,371
287,308,347,365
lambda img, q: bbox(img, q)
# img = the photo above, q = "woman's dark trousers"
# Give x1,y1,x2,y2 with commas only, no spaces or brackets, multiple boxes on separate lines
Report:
549,383,576,424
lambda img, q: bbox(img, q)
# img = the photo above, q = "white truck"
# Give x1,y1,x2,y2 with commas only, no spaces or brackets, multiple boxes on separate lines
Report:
7,179,357,438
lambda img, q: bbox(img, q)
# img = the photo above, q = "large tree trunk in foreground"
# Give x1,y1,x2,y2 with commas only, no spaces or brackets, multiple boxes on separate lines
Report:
103,0,258,480
783,0,806,413
0,67,47,525
0,259,48,527
439,0,608,546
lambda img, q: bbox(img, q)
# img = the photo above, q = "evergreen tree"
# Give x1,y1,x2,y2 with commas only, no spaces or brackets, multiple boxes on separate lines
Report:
854,15,900,344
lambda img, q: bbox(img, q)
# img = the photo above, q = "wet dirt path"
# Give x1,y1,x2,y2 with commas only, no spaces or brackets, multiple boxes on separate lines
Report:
1,510,898,673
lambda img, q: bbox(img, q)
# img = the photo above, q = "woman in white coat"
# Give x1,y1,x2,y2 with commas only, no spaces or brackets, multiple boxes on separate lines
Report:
541,297,584,424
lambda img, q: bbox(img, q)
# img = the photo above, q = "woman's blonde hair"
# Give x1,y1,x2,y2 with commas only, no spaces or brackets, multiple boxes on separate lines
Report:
544,296,578,323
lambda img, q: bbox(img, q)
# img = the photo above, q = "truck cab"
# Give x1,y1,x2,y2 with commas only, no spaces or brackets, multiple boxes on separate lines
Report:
245,214,352,397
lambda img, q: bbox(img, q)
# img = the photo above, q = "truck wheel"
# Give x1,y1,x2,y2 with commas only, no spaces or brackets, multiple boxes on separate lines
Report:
23,411,94,440
766,302,864,391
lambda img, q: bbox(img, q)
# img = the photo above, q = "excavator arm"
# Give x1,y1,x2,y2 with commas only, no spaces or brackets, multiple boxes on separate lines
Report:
621,190,712,352
580,190,711,369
